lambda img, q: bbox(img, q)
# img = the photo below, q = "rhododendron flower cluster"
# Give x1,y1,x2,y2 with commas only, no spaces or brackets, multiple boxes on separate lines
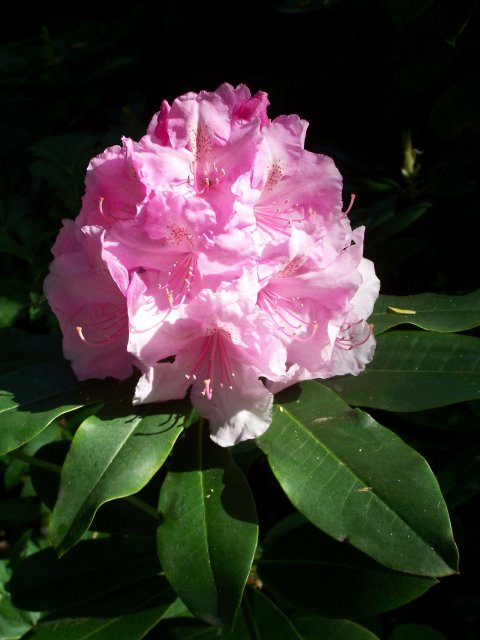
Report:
44,83,380,446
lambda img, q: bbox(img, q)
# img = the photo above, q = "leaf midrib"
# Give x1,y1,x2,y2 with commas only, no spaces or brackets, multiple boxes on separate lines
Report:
271,403,450,571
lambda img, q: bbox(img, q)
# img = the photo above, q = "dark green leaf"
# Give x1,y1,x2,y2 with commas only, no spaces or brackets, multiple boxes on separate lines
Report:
323,331,480,411
257,382,458,576
258,518,436,617
157,422,258,627
366,203,431,249
371,289,480,334
9,537,160,612
29,441,158,536
0,560,39,640
388,623,447,640
223,587,303,640
0,295,26,329
22,578,176,640
0,361,103,455
50,402,186,554
0,330,62,375
387,0,433,28
293,615,381,640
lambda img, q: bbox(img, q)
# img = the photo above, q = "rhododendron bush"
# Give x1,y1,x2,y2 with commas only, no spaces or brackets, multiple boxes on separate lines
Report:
2,80,480,640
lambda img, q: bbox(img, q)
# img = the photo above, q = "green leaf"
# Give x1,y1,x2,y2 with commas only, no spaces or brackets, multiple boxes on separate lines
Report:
257,382,458,577
223,587,303,640
0,560,39,640
0,295,26,329
9,537,160,613
323,331,480,411
157,422,258,627
29,442,158,536
293,615,381,640
0,360,103,455
50,402,186,555
371,289,480,334
258,518,436,617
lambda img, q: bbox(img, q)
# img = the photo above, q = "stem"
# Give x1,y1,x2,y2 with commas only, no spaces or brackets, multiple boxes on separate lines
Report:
125,495,161,521
9,450,62,474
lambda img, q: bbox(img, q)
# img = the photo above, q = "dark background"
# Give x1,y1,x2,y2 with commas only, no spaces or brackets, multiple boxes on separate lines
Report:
1,1,479,638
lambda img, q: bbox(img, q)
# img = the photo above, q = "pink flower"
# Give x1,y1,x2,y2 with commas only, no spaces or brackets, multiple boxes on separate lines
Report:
45,83,380,446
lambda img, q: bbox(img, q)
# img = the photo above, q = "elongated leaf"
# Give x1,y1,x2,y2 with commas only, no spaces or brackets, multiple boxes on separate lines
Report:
323,331,480,411
9,537,160,612
29,442,158,536
223,587,303,640
257,382,458,576
371,289,480,334
157,422,258,627
293,616,380,640
22,577,176,640
258,518,436,617
50,402,187,555
0,361,100,455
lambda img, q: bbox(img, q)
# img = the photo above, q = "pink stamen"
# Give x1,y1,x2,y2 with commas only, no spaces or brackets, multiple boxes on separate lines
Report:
336,322,373,350
76,308,128,348
185,328,235,399
341,193,356,218
159,253,197,308
257,287,317,341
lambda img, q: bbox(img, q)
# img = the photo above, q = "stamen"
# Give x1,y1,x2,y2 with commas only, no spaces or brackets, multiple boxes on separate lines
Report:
341,193,356,218
186,328,235,399
159,253,198,309
75,307,127,348
257,287,317,340
336,322,373,350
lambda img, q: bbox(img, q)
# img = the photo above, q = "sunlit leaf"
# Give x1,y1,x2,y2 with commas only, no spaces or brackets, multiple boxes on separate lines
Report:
371,289,480,334
257,382,458,576
157,422,258,627
323,331,480,411
50,402,186,555
0,361,99,455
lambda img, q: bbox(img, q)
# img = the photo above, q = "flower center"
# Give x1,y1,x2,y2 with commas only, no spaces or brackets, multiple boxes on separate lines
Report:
257,287,317,340
159,253,198,308
185,327,236,400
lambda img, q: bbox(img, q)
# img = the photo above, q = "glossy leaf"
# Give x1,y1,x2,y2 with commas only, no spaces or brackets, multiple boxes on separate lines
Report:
323,331,480,411
157,422,258,627
257,382,458,576
371,289,480,334
0,361,100,455
50,402,186,555
29,442,158,536
293,615,381,640
258,518,436,617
